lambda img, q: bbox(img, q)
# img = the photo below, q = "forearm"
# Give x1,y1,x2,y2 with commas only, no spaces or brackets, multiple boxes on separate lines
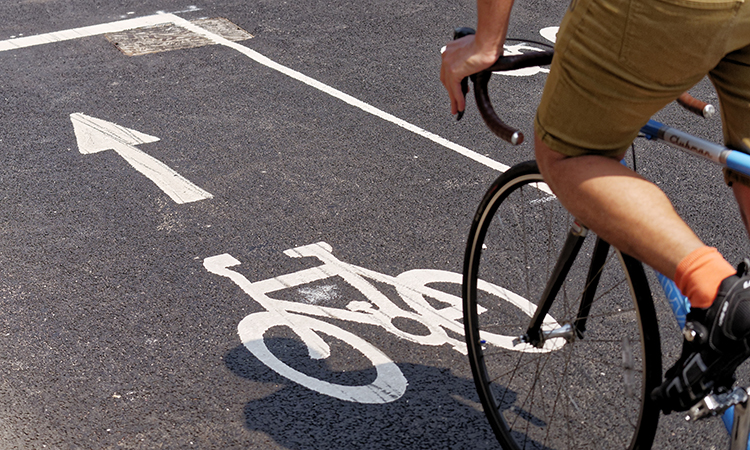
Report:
475,0,514,59
440,0,515,114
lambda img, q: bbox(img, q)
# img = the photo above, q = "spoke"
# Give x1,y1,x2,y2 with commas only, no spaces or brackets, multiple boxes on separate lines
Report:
559,344,577,449
509,344,555,449
487,352,557,384
477,303,637,340
580,307,636,321
497,337,535,422
468,168,653,450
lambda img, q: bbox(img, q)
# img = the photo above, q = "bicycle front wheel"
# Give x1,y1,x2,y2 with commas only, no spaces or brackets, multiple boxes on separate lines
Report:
463,161,662,450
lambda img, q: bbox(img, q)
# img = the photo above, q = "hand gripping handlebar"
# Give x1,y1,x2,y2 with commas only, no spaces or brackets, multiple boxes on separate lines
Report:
452,27,714,145
453,27,554,145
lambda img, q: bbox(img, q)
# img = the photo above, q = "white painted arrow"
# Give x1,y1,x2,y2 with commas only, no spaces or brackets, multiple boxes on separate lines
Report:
70,113,213,204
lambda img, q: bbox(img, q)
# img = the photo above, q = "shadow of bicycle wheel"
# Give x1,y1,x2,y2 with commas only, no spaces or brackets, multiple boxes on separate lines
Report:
223,341,518,449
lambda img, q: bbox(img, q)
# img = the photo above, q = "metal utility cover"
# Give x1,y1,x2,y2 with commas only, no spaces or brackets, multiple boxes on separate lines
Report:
105,18,253,56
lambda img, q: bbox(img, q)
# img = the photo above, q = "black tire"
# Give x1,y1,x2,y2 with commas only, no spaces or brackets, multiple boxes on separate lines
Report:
463,161,662,450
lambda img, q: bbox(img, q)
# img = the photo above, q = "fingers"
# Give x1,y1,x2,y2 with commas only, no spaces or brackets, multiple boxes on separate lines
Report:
451,79,466,116
440,43,468,116
440,70,459,115
441,35,482,116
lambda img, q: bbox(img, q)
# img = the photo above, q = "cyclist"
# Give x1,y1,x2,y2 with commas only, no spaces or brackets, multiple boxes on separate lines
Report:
441,0,750,413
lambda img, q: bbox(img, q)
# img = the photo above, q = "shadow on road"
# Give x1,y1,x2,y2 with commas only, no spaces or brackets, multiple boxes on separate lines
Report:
224,341,501,450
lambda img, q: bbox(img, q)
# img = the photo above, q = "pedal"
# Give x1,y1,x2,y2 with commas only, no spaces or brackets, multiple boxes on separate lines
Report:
686,387,750,422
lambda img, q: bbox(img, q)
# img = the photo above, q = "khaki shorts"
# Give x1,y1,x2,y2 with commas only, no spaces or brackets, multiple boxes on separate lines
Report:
534,0,750,183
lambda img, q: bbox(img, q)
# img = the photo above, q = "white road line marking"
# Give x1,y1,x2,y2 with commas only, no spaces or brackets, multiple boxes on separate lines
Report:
169,15,510,173
0,13,510,173
71,113,213,204
0,15,175,52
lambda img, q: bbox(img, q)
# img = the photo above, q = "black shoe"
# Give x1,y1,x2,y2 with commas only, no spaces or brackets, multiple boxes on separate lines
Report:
651,260,750,414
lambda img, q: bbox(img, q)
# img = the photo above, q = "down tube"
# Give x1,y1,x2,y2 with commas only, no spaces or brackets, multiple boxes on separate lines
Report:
655,272,690,329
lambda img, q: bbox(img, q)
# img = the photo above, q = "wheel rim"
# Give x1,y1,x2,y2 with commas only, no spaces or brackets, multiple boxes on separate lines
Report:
464,163,660,450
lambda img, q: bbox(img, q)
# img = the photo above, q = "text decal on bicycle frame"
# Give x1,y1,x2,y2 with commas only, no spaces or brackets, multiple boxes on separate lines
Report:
205,242,564,403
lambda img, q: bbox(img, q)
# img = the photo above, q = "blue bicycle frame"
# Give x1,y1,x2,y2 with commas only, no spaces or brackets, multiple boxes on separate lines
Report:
642,120,750,175
642,119,750,443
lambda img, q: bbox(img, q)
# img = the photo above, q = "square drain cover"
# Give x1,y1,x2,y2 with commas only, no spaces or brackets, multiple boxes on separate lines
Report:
105,18,253,56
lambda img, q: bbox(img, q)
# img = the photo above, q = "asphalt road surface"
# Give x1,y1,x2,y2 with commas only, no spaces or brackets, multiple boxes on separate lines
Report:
0,0,746,448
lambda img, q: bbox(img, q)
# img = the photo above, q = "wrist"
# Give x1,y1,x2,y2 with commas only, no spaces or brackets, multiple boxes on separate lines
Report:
472,35,504,64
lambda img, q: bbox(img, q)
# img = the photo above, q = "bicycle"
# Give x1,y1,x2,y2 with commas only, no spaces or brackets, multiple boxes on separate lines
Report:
456,28,750,450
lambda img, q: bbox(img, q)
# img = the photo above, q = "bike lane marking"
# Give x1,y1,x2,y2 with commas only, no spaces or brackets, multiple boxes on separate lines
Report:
204,242,564,403
0,13,550,184
70,113,213,203
1,13,561,406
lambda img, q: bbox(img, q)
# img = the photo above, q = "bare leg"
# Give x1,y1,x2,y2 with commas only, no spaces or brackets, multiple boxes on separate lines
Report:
534,134,704,280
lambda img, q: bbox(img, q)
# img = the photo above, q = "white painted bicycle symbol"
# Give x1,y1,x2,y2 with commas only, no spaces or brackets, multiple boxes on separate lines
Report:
204,242,563,404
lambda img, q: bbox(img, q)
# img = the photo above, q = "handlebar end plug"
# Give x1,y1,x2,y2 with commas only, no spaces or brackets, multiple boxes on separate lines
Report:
703,104,716,119
511,131,524,146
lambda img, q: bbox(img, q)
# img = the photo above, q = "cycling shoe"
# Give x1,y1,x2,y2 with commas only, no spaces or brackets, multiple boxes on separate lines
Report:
652,260,750,414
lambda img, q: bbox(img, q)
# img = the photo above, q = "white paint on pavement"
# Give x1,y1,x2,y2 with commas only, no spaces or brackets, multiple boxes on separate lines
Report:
1,14,512,173
540,27,559,44
70,113,213,204
500,43,551,77
168,15,511,172
205,241,563,402
0,15,175,52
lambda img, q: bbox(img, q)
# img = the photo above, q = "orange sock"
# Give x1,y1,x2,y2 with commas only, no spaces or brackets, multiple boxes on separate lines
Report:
674,246,736,309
